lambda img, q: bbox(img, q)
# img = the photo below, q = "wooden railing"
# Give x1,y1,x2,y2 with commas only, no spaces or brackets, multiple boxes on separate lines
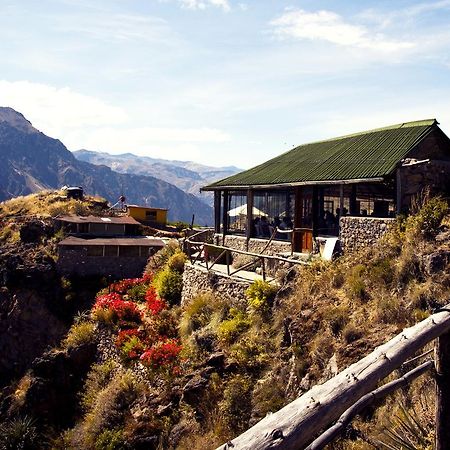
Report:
184,229,309,281
216,305,450,450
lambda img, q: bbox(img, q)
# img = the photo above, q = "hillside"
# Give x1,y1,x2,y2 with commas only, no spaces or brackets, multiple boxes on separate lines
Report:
0,196,448,449
73,149,241,206
0,107,213,225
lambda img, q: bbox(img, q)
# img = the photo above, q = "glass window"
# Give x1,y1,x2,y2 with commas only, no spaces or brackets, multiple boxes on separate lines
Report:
145,211,157,221
104,245,119,257
226,191,247,235
119,246,140,257
252,190,294,240
87,245,104,257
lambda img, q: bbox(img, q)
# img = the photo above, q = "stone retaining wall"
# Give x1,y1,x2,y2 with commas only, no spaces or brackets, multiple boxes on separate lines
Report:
215,234,292,255
181,263,251,307
57,248,149,279
339,216,395,252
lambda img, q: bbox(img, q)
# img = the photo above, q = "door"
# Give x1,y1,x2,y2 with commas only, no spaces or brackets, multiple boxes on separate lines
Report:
293,187,314,253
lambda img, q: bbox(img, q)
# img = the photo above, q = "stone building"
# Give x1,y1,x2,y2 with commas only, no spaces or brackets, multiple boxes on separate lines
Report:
202,119,450,254
57,236,165,278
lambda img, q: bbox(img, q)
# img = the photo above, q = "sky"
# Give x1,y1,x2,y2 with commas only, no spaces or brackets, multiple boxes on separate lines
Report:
1,0,450,168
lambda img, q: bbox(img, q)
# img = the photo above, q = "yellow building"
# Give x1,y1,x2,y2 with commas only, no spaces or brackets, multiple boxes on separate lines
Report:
126,205,168,225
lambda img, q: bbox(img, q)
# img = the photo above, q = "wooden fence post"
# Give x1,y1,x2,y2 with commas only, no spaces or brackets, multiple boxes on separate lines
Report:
435,330,450,450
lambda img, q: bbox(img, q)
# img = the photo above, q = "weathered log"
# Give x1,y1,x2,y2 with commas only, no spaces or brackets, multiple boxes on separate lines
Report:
306,360,434,450
216,305,450,450
435,328,450,450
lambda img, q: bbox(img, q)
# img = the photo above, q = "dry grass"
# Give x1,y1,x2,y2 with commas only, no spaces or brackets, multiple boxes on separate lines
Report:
64,321,96,349
0,190,106,219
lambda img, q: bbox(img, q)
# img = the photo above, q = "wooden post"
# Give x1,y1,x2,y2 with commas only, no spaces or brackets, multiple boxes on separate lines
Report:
261,257,266,281
246,189,254,251
396,169,402,215
435,330,450,450
222,190,229,244
350,184,357,216
214,191,221,234
312,185,319,238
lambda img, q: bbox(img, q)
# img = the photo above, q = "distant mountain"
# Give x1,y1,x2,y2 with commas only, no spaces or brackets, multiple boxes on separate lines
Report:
0,107,213,225
73,149,242,206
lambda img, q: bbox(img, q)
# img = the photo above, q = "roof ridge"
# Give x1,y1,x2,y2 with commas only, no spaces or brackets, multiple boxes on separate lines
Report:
299,118,437,147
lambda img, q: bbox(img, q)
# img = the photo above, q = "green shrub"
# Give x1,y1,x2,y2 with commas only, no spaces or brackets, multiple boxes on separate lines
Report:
376,296,408,324
342,323,363,344
64,321,96,349
0,416,39,450
81,371,140,446
217,309,250,343
154,267,183,306
229,336,269,370
167,251,187,273
81,361,117,411
368,258,394,285
179,293,217,338
219,374,253,432
145,240,180,273
126,283,147,303
251,375,286,421
406,195,448,240
246,280,278,316
94,429,126,450
323,305,349,335
346,264,367,301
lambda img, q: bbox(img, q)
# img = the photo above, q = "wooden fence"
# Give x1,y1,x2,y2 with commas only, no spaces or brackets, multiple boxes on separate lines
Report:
216,305,450,450
184,228,308,281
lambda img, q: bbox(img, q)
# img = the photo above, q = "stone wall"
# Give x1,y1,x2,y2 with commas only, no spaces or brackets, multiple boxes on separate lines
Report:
339,216,395,252
181,263,251,307
215,234,292,255
399,160,450,211
57,248,149,279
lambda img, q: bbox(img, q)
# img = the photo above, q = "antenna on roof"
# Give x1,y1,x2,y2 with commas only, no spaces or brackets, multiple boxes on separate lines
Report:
120,181,126,211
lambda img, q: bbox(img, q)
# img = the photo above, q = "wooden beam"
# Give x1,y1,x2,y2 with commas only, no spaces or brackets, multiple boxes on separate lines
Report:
307,360,433,450
435,329,450,450
216,306,450,450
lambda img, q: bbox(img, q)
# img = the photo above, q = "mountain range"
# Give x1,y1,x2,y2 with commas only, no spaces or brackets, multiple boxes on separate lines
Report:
0,107,214,225
73,149,241,206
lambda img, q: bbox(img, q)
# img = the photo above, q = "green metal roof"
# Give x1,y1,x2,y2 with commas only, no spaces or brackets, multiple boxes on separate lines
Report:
204,119,438,189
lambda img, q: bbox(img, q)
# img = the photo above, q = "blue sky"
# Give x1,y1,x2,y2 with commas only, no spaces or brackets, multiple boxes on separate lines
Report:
1,0,450,168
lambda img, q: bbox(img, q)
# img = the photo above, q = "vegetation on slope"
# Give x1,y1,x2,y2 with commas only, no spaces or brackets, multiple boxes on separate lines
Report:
1,193,449,449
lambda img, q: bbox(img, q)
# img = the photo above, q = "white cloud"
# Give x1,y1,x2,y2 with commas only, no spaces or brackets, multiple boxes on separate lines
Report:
178,0,230,12
271,9,415,52
0,80,127,135
0,80,231,161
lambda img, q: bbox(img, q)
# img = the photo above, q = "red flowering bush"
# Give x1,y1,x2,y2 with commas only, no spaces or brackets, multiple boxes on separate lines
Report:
110,278,145,295
140,338,182,372
145,287,167,315
93,293,141,324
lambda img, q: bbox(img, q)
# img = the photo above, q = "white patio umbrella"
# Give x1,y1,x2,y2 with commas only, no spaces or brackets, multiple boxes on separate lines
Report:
227,204,268,217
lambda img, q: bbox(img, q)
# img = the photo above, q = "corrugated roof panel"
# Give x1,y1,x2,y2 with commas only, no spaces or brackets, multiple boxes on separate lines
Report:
205,120,437,188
